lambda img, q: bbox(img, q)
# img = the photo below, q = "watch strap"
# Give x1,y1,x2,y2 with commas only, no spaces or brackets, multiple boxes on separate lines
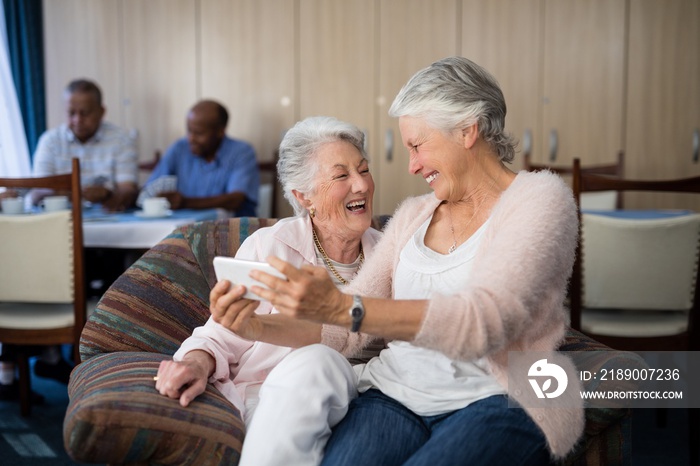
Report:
350,294,365,333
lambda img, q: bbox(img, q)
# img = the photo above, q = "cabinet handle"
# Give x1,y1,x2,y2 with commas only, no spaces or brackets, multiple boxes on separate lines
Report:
522,128,533,155
385,128,393,162
549,129,558,162
693,129,699,163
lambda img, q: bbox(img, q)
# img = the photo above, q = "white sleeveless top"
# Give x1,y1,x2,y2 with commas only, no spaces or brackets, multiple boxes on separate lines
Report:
354,215,505,416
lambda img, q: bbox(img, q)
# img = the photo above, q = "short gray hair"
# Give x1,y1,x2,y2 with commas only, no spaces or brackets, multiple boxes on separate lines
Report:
389,56,516,163
277,116,368,216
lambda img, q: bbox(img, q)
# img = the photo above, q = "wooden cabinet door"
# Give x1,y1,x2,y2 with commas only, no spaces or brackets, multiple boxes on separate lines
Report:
43,0,123,130
298,0,375,125
375,0,458,215
298,0,375,132
461,0,542,173
540,0,626,167
200,0,296,168
121,0,198,170
625,0,700,210
297,0,375,218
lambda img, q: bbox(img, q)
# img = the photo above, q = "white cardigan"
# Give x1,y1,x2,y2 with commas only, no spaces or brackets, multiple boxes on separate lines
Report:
321,170,584,459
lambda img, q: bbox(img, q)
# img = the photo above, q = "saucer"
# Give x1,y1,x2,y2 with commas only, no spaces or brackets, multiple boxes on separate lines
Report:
134,209,173,219
0,211,29,215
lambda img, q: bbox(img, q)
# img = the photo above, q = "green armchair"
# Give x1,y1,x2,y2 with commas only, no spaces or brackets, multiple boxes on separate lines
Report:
63,217,631,465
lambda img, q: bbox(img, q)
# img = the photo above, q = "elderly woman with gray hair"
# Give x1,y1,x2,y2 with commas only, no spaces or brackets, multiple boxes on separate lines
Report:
155,115,381,465
214,57,584,465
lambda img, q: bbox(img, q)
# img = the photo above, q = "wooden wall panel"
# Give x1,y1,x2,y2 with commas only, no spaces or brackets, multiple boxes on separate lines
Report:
461,0,542,172
298,0,375,126
297,0,376,214
375,0,459,215
43,0,123,130
120,0,197,176
200,0,296,166
40,0,700,213
625,0,700,209
541,0,626,167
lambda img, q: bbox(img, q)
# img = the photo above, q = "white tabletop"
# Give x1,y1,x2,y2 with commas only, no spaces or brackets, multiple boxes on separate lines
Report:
82,207,228,249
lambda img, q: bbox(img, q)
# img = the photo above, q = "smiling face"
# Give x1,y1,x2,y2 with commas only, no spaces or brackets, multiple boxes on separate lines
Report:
398,116,475,202
298,140,374,241
66,91,105,143
186,103,225,161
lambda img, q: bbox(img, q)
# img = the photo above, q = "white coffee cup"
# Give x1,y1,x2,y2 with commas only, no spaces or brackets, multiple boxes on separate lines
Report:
142,197,170,216
1,196,25,214
43,195,70,212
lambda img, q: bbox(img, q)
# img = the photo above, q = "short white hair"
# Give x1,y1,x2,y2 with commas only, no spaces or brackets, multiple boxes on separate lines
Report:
277,116,368,216
389,56,516,163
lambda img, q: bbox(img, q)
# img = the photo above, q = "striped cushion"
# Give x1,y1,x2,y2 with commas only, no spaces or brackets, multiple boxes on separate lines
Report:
64,352,243,464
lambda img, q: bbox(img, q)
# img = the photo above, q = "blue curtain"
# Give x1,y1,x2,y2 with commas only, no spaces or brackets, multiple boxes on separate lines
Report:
3,0,44,159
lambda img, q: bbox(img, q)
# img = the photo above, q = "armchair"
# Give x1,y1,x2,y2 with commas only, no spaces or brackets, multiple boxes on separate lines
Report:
64,217,631,465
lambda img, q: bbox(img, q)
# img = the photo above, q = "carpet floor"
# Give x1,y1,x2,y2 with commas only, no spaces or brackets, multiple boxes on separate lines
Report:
0,369,78,465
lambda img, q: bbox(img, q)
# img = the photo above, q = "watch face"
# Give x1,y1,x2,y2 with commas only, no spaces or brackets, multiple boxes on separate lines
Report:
352,306,363,319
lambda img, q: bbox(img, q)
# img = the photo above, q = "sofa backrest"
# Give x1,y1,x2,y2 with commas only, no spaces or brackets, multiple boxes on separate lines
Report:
79,218,278,361
79,216,389,362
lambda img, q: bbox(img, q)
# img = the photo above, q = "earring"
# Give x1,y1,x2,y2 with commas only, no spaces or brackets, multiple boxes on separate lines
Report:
309,207,316,218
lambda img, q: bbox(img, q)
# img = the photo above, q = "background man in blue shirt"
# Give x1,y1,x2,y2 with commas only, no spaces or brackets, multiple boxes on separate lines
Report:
144,100,260,217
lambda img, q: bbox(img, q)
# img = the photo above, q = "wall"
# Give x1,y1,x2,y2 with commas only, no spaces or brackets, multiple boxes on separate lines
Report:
42,0,700,215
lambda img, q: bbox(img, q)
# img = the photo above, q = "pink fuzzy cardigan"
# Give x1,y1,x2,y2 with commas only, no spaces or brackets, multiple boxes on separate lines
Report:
321,170,585,459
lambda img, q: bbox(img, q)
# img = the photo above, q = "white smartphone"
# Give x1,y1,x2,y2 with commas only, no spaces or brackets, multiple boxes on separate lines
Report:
212,256,287,301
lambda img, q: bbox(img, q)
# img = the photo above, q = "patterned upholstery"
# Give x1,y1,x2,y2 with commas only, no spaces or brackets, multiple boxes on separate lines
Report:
64,218,277,465
559,329,632,465
63,217,630,465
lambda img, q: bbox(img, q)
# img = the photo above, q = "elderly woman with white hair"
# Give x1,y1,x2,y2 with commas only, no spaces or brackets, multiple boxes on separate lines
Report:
215,57,585,465
155,115,381,465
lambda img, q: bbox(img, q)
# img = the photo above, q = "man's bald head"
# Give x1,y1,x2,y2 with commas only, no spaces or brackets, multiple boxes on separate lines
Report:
189,100,229,129
186,100,229,160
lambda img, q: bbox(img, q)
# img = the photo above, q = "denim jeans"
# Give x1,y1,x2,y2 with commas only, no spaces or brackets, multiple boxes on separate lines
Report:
321,389,550,466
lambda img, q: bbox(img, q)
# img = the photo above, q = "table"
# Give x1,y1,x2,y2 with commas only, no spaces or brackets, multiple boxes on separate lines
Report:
82,207,227,249
582,209,694,220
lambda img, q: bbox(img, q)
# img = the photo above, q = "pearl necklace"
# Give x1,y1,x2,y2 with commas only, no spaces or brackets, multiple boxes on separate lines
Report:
447,197,487,254
312,228,364,285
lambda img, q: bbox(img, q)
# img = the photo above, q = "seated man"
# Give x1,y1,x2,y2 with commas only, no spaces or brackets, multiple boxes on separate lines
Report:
142,100,259,216
31,78,138,211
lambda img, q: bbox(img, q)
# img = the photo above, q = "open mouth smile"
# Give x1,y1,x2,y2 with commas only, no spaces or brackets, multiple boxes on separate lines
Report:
346,200,366,212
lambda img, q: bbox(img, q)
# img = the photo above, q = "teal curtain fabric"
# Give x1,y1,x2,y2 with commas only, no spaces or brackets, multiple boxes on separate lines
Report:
3,0,45,158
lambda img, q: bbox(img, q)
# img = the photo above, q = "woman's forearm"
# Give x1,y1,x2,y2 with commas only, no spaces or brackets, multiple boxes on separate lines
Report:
330,295,428,342
257,313,323,348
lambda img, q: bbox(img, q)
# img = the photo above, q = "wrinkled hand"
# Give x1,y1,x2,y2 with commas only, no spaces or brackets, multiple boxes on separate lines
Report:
101,190,132,212
0,189,18,199
161,191,184,209
83,185,111,204
250,256,348,325
155,350,213,407
210,280,264,340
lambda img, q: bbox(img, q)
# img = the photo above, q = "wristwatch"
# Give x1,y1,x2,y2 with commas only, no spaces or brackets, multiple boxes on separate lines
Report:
349,295,365,333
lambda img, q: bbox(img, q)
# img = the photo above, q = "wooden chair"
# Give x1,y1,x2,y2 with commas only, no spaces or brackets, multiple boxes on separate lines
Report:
523,150,625,209
570,158,700,340
0,158,86,416
571,159,700,465
138,150,161,173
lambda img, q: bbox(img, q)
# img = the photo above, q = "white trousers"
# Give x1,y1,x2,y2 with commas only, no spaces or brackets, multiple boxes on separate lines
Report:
238,344,358,466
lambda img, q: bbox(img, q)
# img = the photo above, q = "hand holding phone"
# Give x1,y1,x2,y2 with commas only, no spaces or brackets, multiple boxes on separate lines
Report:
212,257,287,301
